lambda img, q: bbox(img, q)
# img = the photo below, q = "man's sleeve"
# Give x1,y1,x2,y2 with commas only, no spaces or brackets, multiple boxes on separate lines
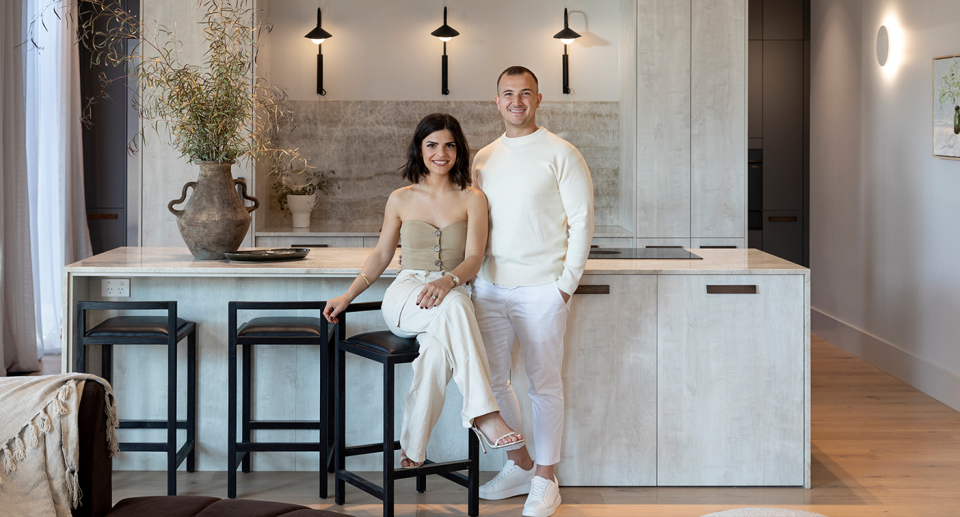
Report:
556,147,594,295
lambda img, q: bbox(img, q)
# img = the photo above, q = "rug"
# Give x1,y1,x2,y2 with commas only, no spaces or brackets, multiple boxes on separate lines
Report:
702,508,829,517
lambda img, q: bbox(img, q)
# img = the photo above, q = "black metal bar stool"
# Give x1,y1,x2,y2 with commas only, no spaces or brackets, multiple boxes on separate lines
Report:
75,301,197,496
333,302,479,517
227,301,335,499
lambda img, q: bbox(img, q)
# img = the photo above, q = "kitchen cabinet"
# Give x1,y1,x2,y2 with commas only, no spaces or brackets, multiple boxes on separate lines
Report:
657,274,806,486
513,275,658,486
691,0,746,240
762,210,803,264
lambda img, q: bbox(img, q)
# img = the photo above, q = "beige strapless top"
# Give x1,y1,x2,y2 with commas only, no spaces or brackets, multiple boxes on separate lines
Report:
399,220,467,272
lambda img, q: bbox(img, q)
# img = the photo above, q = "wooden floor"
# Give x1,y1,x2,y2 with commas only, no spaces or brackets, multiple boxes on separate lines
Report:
108,336,960,517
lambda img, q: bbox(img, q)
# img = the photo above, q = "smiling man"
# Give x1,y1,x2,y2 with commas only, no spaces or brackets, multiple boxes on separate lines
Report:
470,66,594,517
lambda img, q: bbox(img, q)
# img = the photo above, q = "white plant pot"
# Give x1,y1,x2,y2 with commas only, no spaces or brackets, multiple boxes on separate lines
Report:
287,194,317,228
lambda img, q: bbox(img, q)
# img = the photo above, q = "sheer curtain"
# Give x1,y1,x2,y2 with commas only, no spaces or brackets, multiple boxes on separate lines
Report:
25,0,92,359
1,0,39,376
1,0,92,375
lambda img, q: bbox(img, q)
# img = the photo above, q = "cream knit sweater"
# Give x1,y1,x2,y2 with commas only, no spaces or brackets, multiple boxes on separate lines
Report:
472,127,594,295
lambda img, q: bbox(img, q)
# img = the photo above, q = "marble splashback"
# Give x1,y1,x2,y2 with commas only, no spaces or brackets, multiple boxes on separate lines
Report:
260,100,620,229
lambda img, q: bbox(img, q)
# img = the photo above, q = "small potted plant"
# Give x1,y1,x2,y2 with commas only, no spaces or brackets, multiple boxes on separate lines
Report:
272,169,337,228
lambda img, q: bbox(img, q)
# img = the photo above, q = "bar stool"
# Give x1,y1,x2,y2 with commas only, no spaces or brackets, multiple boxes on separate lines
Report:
227,301,335,499
75,301,197,496
333,302,479,517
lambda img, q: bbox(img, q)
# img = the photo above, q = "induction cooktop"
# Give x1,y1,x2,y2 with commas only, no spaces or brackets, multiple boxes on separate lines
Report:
587,248,703,260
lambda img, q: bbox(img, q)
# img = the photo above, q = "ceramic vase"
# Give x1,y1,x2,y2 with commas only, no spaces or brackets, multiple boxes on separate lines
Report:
287,194,318,228
168,161,260,260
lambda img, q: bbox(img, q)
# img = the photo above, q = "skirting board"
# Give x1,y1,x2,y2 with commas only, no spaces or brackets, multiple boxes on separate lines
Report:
812,308,960,412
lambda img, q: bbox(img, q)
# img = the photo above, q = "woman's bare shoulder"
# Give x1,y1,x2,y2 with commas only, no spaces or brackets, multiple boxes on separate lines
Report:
461,186,487,206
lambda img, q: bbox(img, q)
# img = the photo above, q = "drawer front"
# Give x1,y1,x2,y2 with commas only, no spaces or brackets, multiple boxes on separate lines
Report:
691,238,744,249
762,210,802,265
657,274,805,486
254,236,364,248
635,238,691,249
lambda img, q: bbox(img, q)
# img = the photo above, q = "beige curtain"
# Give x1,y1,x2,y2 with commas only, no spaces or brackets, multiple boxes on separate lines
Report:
1,0,40,376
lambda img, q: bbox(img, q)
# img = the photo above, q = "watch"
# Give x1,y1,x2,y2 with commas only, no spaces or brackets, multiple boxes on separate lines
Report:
447,272,460,287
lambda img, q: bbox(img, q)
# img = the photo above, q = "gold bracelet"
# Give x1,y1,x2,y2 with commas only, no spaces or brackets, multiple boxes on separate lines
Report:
359,273,371,287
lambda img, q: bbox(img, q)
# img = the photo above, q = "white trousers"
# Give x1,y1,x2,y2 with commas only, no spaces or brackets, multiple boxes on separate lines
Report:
472,278,570,466
381,270,501,463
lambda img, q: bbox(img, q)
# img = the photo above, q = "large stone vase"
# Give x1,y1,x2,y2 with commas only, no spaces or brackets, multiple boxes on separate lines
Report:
167,161,260,260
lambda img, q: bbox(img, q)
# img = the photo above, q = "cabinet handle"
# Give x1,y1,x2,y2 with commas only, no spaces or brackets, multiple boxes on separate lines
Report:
700,245,737,249
646,245,683,249
707,285,757,294
88,213,118,220
575,285,609,295
768,216,798,223
291,244,329,248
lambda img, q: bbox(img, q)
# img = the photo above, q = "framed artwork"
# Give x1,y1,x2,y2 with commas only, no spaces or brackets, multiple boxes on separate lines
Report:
933,54,960,160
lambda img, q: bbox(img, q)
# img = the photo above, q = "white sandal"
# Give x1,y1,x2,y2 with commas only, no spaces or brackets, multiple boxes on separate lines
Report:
470,426,525,454
399,451,423,469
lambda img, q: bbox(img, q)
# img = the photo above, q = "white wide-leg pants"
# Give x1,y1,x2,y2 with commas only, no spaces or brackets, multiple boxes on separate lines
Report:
381,270,501,463
472,278,570,466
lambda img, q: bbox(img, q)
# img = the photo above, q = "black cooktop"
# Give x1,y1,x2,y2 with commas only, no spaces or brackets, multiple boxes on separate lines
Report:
588,248,703,260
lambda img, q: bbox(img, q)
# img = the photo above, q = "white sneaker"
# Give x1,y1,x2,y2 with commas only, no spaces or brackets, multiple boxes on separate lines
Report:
521,475,561,517
478,460,536,500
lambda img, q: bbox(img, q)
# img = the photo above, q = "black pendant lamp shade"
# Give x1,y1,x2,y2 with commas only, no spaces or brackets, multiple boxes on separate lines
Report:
553,8,581,94
304,8,332,95
432,7,459,95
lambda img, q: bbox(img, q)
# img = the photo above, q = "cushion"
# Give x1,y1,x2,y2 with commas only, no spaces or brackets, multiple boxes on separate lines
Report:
106,496,219,517
343,331,420,356
237,317,327,338
86,316,189,337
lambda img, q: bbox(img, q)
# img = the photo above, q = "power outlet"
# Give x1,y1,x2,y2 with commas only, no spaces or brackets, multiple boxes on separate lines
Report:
101,278,130,298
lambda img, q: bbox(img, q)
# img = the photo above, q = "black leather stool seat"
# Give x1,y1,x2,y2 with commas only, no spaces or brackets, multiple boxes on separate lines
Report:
343,331,420,355
236,317,327,337
86,316,189,337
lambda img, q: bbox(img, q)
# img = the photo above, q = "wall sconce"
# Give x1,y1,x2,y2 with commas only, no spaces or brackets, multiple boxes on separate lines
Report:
877,25,889,66
430,7,459,95
304,8,333,95
553,9,581,95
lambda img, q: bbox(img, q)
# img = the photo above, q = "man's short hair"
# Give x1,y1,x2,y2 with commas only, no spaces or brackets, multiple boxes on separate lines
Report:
497,66,539,93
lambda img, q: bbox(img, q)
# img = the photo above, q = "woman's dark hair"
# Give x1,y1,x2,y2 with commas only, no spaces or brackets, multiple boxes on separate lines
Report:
399,113,471,189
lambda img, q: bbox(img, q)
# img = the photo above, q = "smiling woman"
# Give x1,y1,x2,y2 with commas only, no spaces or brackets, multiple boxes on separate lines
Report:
322,112,522,468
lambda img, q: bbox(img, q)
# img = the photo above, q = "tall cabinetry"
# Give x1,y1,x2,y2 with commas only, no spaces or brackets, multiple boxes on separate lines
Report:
748,0,810,266
633,0,747,250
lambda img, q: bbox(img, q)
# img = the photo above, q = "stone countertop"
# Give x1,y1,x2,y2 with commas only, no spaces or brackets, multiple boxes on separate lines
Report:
255,224,636,239
65,247,809,277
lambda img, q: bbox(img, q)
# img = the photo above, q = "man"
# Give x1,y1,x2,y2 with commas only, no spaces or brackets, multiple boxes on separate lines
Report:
471,66,594,517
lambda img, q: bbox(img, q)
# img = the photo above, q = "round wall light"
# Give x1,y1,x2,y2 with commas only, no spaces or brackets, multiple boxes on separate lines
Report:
877,25,889,66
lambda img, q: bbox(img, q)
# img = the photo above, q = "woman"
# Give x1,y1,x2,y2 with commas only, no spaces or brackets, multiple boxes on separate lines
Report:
323,113,523,468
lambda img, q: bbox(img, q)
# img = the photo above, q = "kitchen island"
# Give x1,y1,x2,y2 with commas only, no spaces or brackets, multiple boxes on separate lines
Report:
63,247,810,487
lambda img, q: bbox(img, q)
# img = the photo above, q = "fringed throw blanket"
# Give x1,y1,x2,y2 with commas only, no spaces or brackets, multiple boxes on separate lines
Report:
0,374,118,517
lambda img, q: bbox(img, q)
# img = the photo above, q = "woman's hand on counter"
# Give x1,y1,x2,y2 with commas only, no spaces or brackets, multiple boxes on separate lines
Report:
323,294,353,324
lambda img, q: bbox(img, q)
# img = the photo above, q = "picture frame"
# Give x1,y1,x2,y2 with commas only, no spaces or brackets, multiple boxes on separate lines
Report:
933,54,960,160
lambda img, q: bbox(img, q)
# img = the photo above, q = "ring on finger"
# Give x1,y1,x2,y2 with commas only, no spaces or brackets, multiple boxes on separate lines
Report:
431,295,439,299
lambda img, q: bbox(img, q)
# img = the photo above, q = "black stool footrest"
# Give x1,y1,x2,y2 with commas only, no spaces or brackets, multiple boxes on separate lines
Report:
119,420,189,429
235,442,322,453
344,441,401,457
391,459,473,480
248,420,321,430
338,470,385,500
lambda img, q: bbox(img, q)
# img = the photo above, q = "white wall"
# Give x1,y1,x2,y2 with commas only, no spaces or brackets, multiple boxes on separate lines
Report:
264,0,620,101
811,0,960,410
